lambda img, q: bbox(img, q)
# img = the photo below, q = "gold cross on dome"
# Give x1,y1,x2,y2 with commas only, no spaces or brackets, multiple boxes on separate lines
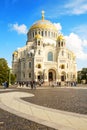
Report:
42,10,45,20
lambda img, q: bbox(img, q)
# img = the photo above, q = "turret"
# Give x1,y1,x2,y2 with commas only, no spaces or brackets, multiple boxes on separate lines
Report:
56,34,66,48
34,34,43,47
12,50,18,61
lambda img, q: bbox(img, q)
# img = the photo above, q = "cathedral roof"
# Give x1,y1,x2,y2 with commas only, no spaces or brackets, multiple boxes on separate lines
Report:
29,11,57,31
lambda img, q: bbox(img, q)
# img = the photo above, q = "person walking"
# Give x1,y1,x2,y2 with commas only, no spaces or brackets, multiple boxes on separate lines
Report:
3,81,8,89
33,81,36,89
30,81,33,89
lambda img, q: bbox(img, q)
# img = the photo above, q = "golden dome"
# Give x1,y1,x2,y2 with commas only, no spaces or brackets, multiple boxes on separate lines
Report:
13,51,18,56
57,34,65,40
29,11,57,31
30,20,57,31
34,34,42,39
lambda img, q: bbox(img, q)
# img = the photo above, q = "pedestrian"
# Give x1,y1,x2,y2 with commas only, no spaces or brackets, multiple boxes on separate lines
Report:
30,81,33,89
3,81,7,89
33,81,36,89
6,81,9,88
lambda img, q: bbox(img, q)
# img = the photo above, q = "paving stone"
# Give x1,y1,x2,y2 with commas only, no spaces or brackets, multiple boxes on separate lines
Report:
0,86,87,129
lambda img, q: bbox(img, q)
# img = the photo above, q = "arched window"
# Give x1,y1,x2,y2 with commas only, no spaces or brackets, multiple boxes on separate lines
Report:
61,64,65,69
58,42,60,47
29,62,31,68
38,50,41,55
38,64,41,68
33,32,34,38
62,51,64,56
29,73,31,78
23,63,25,68
48,31,50,37
45,31,47,36
48,52,53,61
23,72,25,78
38,31,40,34
38,40,40,46
61,42,63,46
67,63,68,68
41,31,43,36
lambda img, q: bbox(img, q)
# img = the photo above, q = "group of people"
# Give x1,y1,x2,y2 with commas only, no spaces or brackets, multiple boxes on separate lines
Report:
17,81,37,89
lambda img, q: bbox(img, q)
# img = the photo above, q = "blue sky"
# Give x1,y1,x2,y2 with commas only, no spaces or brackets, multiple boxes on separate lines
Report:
0,0,87,70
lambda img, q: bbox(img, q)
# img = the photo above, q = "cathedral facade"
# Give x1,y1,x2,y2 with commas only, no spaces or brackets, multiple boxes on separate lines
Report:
12,11,77,84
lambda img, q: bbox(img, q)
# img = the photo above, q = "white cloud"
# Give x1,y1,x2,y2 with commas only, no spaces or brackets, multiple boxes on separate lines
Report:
65,33,87,60
9,23,28,34
64,0,87,15
72,24,87,39
52,22,87,70
45,0,87,19
53,23,62,33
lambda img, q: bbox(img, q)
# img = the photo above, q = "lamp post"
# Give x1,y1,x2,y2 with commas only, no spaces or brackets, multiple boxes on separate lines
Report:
9,69,11,85
8,68,12,86
79,75,82,84
86,73,87,84
43,69,45,83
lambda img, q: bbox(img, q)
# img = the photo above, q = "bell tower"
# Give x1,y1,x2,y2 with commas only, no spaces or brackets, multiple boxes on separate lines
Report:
56,34,66,49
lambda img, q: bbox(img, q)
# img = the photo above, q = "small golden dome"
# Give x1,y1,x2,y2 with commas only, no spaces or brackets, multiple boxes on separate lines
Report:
13,51,18,56
34,34,42,39
57,34,65,40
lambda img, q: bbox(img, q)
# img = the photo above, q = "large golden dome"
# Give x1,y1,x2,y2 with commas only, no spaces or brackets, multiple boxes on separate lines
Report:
30,20,57,31
29,11,57,31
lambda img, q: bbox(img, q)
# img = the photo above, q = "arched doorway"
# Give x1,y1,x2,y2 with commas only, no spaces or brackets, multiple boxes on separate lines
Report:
37,71,43,81
49,72,53,81
48,69,56,81
61,75,65,81
61,72,66,81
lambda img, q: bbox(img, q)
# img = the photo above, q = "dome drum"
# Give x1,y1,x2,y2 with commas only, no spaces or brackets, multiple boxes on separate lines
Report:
27,28,58,42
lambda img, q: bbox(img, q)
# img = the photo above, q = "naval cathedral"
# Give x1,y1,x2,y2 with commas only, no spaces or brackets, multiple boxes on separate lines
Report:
12,11,77,85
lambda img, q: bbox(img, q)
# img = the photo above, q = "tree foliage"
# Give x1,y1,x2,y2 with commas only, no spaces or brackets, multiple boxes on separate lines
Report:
77,68,87,83
0,58,16,85
10,73,16,84
0,58,9,85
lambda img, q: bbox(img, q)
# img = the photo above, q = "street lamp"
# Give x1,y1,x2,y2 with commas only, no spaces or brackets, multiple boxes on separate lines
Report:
9,69,11,85
79,75,82,84
86,73,87,84
8,68,12,85
43,69,45,83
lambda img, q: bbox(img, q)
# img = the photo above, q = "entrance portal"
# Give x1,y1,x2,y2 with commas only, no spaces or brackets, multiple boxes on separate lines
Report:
49,72,53,81
61,75,64,81
38,75,40,80
48,69,56,81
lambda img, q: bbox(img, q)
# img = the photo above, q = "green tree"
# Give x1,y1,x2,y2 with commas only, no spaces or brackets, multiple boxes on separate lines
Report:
10,73,16,84
0,58,9,85
81,68,87,83
77,68,87,84
77,71,81,83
